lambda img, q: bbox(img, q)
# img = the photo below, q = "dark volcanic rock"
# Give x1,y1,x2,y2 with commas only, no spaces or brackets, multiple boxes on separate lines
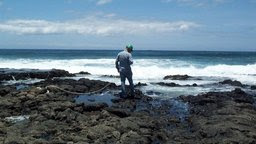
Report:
101,75,120,78
155,82,197,87
0,69,179,144
163,74,191,80
2,68,256,143
156,82,181,87
180,88,256,143
0,68,74,81
181,88,254,105
105,107,131,118
146,91,162,96
83,103,108,112
219,79,243,87
0,86,14,96
76,71,91,75
191,83,198,87
135,82,147,87
251,85,256,90
35,78,118,93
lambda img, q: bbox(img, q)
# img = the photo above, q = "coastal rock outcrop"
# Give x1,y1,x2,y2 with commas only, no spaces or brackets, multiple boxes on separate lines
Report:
76,71,91,75
163,74,192,80
219,79,243,87
0,70,186,143
0,68,74,81
1,68,256,143
180,88,256,143
101,75,120,78
155,82,198,87
163,74,202,80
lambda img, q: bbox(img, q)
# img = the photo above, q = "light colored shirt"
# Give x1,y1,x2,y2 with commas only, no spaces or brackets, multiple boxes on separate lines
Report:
115,50,133,73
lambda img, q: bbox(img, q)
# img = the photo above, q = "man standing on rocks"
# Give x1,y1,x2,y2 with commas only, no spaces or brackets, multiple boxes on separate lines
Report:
115,45,135,98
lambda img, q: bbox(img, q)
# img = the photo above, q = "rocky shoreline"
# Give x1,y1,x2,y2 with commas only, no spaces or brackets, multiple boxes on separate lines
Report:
0,69,256,143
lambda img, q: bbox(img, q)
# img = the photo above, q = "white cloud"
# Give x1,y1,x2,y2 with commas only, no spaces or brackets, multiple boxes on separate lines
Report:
96,0,112,5
162,0,229,6
163,0,227,3
65,0,112,5
0,17,199,36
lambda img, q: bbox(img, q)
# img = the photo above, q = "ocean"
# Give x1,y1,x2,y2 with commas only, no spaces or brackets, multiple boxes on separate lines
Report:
1,49,256,98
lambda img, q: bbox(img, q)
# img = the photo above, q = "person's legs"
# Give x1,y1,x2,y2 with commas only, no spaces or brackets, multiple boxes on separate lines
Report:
127,73,134,97
120,72,126,97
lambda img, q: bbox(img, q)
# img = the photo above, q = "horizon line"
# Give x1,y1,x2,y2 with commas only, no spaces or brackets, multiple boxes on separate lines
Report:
0,48,255,53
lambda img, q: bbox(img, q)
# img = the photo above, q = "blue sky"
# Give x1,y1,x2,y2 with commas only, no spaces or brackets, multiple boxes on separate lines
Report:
0,0,255,51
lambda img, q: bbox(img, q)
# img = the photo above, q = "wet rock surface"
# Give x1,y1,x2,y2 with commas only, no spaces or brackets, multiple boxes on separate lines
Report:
163,74,201,80
0,69,256,143
155,82,198,87
180,88,256,143
146,90,162,96
101,75,120,78
76,71,91,75
219,79,244,87
135,82,147,87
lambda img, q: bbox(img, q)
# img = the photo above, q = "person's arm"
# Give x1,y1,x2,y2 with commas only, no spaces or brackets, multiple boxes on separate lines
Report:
129,54,133,65
115,55,120,72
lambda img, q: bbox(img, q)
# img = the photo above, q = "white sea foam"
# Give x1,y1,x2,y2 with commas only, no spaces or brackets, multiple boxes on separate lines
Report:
4,115,30,123
0,58,255,85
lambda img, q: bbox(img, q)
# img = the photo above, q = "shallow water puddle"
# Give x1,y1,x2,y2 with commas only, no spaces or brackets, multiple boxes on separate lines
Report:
15,83,29,90
136,98,189,121
168,99,189,121
75,91,118,106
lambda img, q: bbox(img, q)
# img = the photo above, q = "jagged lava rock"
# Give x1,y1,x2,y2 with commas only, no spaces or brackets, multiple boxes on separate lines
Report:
219,79,243,87
164,74,191,80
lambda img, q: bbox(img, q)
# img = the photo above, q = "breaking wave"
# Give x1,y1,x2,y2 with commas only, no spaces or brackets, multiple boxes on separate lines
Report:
0,58,255,85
